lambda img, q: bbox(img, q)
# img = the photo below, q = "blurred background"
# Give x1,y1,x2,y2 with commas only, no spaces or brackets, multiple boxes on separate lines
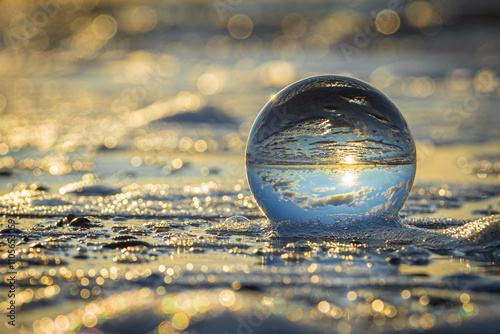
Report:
0,0,499,193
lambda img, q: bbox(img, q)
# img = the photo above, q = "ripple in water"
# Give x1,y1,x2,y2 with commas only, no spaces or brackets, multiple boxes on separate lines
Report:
246,75,417,236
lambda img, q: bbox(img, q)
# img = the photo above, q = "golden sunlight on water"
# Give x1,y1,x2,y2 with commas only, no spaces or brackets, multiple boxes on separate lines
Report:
0,1,499,333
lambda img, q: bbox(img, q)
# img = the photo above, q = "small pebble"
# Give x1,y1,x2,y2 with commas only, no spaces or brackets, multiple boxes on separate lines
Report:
69,217,91,227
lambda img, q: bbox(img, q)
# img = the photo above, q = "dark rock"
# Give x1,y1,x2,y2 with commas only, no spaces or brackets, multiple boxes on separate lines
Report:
239,284,262,292
113,235,137,240
102,240,152,249
0,169,12,177
57,214,78,227
73,254,89,259
69,217,91,227
0,228,24,234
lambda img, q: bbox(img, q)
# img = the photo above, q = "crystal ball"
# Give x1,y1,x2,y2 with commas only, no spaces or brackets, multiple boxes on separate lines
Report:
245,75,416,227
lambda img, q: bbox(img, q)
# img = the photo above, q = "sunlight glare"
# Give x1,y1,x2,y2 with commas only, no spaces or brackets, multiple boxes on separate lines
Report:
342,172,356,186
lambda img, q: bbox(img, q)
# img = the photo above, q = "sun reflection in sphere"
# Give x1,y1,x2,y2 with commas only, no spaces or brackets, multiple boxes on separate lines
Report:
342,172,357,186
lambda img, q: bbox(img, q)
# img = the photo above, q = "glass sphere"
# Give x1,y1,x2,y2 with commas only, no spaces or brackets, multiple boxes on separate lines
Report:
245,75,416,227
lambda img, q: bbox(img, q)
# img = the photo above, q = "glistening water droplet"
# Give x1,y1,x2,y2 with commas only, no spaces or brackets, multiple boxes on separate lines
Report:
223,216,250,225
245,75,416,232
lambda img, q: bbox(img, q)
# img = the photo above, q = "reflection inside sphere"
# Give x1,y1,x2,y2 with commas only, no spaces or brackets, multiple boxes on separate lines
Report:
246,75,416,226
